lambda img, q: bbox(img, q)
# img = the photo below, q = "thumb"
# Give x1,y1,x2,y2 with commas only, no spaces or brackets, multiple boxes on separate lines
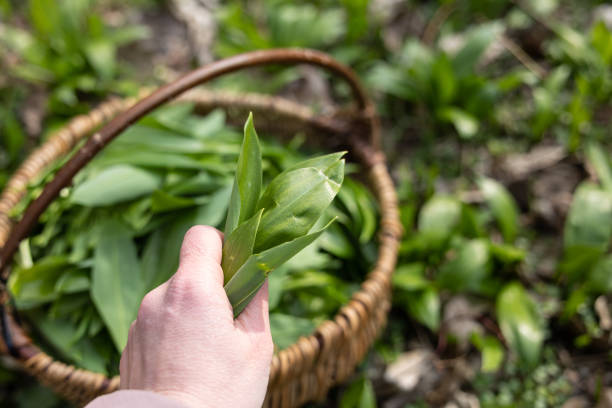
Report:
166,226,230,316
176,225,224,286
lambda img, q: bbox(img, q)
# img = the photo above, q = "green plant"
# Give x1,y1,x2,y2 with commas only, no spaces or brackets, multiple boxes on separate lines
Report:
369,22,506,140
0,0,148,116
393,177,546,369
556,140,612,345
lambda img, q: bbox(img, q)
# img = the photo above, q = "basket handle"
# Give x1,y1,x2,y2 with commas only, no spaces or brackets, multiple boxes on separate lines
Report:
0,48,379,277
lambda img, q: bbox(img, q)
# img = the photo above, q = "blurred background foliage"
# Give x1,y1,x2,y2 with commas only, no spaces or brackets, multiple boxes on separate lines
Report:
1,0,612,407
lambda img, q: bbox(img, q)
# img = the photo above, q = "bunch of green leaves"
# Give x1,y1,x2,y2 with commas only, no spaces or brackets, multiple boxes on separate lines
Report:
369,22,508,140
0,0,148,115
557,140,612,345
212,0,382,94
530,20,612,149
8,103,377,373
221,113,345,316
215,0,373,58
393,177,546,370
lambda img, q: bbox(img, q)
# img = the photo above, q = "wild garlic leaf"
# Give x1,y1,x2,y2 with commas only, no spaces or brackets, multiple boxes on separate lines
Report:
478,178,519,243
281,151,346,174
564,182,612,249
26,309,109,374
222,209,263,284
96,149,205,170
225,220,334,317
496,282,545,368
151,190,209,213
115,125,208,153
224,113,262,235
269,313,316,350
54,269,90,294
8,256,70,308
71,165,161,207
91,219,146,351
254,156,344,252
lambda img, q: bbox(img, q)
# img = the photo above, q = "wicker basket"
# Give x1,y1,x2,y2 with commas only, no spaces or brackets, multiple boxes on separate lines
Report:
0,49,401,407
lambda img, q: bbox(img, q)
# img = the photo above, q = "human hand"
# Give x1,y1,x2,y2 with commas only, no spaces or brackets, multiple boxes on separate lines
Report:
119,225,273,408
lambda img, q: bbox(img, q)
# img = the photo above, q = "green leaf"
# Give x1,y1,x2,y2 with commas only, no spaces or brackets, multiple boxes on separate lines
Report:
54,269,90,294
96,149,206,170
432,54,456,105
167,172,225,196
269,313,316,350
84,39,116,80
407,287,440,331
222,209,263,284
392,263,428,291
438,107,479,139
26,310,109,374
585,141,612,192
437,239,491,292
225,221,332,317
588,254,612,294
418,195,461,247
8,256,70,308
496,282,545,368
471,332,504,372
558,244,604,284
318,222,355,259
29,0,60,38
478,178,520,243
490,243,526,264
91,220,146,351
564,182,612,249
225,113,262,235
115,125,209,153
452,22,502,76
254,155,345,252
282,151,346,174
340,376,377,408
71,165,161,207
151,190,208,213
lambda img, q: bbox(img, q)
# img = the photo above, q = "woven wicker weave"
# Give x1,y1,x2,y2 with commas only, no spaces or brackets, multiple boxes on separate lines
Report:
0,49,401,407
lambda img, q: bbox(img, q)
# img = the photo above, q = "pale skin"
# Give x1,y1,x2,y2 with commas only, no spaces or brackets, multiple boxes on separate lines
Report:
117,225,273,407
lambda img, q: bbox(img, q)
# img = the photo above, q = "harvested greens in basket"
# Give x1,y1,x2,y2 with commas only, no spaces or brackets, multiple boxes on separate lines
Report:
8,104,378,375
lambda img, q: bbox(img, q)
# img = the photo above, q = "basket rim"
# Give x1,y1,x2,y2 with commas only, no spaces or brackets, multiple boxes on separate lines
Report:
0,49,401,406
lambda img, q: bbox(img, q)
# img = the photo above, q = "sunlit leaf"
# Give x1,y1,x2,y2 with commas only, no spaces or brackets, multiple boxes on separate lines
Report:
407,287,440,331
71,165,161,207
478,178,519,243
437,238,490,292
392,263,428,291
225,113,262,235
564,182,612,249
496,282,545,368
254,154,344,252
222,209,263,284
585,140,612,192
471,332,504,372
269,313,316,350
91,220,146,351
418,195,461,247
340,375,377,408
